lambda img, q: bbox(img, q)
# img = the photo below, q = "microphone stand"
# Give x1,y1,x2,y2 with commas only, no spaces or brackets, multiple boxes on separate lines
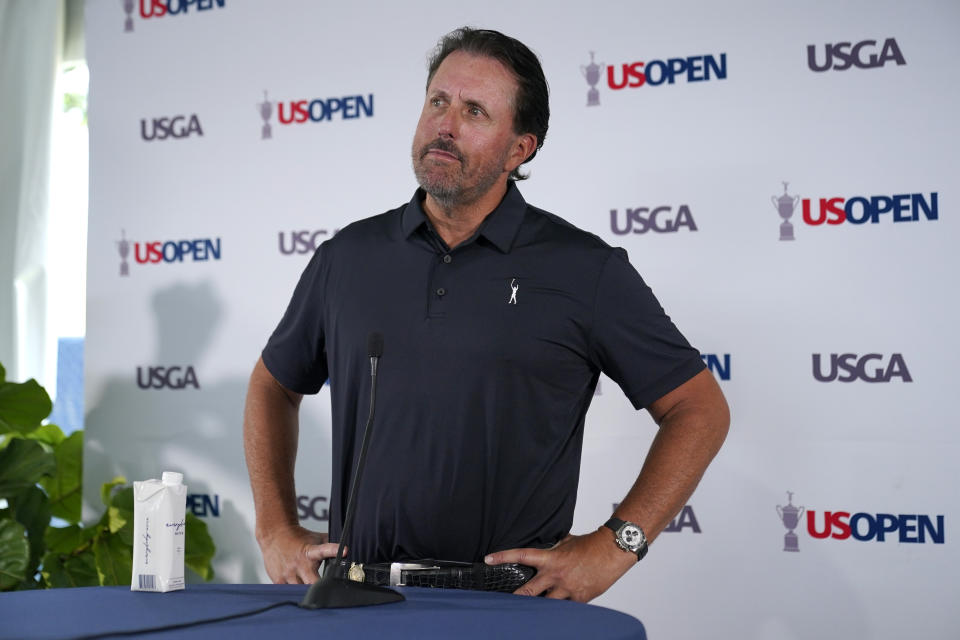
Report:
300,333,404,608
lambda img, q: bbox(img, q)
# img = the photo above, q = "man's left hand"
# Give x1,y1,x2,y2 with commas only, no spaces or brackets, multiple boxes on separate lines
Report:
485,528,637,602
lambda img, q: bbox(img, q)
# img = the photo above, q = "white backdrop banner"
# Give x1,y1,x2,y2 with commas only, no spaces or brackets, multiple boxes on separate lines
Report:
83,1,959,638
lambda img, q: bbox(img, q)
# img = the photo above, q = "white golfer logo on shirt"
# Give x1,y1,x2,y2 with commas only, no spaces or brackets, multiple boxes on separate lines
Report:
509,278,519,304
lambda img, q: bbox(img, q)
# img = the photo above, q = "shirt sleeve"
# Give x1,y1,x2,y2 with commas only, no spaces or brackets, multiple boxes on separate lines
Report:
261,245,329,394
588,247,705,410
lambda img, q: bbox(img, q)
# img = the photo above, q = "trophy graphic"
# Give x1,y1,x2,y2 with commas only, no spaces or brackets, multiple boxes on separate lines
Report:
258,90,273,140
776,491,804,552
117,229,131,276
581,52,604,107
771,181,799,241
122,0,134,32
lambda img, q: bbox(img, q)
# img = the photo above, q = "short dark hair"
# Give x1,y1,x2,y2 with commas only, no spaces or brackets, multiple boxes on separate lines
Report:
426,27,549,181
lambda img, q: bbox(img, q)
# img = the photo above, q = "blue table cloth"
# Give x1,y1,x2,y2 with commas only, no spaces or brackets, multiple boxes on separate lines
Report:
0,584,646,640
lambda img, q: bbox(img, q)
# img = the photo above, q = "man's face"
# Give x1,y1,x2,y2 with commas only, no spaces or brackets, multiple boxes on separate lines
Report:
411,51,530,207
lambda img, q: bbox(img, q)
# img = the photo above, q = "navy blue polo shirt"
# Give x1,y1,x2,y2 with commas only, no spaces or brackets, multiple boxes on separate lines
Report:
262,182,704,564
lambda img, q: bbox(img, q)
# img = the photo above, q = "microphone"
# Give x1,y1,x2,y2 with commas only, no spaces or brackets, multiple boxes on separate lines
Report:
300,332,403,609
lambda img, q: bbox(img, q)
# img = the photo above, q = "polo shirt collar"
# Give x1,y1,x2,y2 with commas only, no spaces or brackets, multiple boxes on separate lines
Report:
400,182,527,253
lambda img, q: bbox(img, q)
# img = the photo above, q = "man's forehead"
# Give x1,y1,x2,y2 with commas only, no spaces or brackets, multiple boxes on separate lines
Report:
427,51,518,96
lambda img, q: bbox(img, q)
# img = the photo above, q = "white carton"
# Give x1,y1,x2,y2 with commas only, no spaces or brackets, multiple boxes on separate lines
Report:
131,471,187,592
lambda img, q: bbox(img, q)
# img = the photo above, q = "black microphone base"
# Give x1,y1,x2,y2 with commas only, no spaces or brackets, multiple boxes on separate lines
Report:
299,575,405,609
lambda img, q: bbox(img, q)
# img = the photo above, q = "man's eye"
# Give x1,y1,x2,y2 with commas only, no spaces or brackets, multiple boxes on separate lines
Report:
469,106,483,116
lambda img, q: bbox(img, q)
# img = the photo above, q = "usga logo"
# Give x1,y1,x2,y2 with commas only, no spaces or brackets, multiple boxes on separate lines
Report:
136,365,200,390
812,353,912,383
140,114,203,141
807,37,906,72
610,205,697,235
278,229,338,256
298,495,330,522
776,491,944,551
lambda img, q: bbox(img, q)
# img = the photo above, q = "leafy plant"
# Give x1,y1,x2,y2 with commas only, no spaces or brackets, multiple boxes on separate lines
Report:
0,362,216,590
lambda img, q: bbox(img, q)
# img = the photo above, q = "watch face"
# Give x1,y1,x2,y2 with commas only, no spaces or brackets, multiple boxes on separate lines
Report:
620,525,643,548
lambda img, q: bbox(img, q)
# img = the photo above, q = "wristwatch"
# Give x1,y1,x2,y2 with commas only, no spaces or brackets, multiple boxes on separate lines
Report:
604,517,648,561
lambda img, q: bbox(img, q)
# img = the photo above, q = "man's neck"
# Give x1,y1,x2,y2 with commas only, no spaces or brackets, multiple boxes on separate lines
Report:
422,182,509,249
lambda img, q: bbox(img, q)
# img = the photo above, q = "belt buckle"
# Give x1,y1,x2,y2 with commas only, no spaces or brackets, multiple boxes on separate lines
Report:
389,562,438,587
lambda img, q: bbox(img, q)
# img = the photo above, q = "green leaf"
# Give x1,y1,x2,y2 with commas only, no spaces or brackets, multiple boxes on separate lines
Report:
0,363,5,383
94,532,132,586
110,486,135,546
0,438,56,496
26,423,65,447
45,525,86,554
40,431,83,523
107,506,128,534
7,485,50,579
100,476,127,507
42,548,99,588
0,519,29,590
184,512,215,581
0,377,52,435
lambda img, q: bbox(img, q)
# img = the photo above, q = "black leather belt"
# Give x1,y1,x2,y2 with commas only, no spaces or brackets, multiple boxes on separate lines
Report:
341,560,536,592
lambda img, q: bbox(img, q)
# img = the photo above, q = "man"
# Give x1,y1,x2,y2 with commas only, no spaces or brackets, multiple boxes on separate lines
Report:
243,27,729,603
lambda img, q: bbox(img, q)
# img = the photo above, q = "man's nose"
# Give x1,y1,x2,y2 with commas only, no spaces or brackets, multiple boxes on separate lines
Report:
437,108,459,138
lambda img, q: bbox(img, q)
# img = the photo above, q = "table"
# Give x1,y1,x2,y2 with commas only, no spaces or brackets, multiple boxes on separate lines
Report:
0,584,646,640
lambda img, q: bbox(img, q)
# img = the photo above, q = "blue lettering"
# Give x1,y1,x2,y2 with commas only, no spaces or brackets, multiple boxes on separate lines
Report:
667,58,686,84
845,197,871,224
342,97,358,119
899,514,919,542
357,94,374,117
205,238,221,260
869,196,893,223
187,494,220,517
704,54,727,80
645,60,668,86
326,98,343,118
913,192,938,221
850,512,876,541
875,513,898,541
308,99,326,121
702,354,731,380
919,515,945,543
162,241,179,262
892,194,912,222
686,56,705,82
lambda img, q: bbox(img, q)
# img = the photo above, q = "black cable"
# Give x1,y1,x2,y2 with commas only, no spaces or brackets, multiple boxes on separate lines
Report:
63,600,300,640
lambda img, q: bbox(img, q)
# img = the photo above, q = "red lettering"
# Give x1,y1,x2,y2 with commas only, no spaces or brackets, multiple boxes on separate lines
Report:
824,197,846,224
277,100,309,124
830,511,851,539
277,101,295,124
293,100,309,123
802,199,825,225
607,64,630,90
807,510,831,538
607,63,645,90
147,242,162,263
139,0,167,18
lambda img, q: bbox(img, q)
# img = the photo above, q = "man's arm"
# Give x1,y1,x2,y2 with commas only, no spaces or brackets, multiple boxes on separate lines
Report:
484,368,729,602
243,356,342,583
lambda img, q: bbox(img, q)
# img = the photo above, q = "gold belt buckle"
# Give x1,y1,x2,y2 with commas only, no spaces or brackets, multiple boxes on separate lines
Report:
347,563,365,582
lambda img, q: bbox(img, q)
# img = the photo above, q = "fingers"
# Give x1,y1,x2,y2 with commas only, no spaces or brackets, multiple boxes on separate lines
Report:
305,542,345,561
484,547,544,567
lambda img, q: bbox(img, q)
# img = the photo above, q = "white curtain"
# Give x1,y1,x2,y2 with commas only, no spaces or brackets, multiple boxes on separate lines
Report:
0,0,64,384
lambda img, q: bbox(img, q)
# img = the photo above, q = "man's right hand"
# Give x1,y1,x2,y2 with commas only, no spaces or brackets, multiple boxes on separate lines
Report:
257,524,345,584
